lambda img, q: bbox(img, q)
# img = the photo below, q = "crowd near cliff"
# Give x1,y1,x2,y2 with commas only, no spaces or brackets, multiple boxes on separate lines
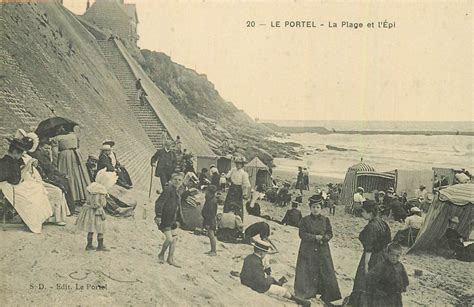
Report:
1,117,473,307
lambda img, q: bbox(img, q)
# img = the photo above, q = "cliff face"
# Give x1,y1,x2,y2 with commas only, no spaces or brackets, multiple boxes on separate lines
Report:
141,50,237,119
0,2,156,188
140,50,300,165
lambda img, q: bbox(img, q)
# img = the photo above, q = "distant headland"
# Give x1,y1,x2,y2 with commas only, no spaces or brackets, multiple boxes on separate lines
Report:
261,122,474,136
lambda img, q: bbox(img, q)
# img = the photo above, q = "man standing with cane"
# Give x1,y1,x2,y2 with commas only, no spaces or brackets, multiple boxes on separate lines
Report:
151,139,177,192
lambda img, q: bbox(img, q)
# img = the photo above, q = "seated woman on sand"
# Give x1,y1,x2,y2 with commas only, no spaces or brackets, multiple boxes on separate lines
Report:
0,136,52,233
393,207,424,246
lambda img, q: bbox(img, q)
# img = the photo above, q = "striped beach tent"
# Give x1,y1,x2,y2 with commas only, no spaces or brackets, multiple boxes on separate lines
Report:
408,184,474,253
340,161,375,210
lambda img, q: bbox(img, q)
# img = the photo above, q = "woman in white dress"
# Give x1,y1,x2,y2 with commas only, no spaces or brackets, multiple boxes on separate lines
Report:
0,155,52,234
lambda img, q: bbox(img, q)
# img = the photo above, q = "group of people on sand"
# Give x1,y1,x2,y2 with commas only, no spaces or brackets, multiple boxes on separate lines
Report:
153,151,252,264
150,152,413,306
238,192,410,307
0,123,136,251
353,185,429,222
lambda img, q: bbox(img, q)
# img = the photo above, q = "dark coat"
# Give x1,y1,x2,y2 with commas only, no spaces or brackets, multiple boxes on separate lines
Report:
366,260,409,307
151,148,177,177
30,148,64,179
0,155,22,185
349,217,392,307
240,253,275,293
246,201,261,217
155,185,182,228
97,152,115,172
281,208,302,227
294,214,341,302
296,171,305,189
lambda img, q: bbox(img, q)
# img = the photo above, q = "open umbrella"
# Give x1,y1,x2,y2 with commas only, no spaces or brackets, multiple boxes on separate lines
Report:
35,116,78,137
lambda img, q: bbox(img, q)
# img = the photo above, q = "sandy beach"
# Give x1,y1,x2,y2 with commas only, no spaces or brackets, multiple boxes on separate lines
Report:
1,172,472,307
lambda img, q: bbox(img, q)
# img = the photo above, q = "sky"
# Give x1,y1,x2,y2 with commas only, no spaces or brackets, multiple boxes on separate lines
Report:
65,0,472,122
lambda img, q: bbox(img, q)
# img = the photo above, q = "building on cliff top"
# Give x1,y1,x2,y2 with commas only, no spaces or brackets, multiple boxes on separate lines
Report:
83,0,139,48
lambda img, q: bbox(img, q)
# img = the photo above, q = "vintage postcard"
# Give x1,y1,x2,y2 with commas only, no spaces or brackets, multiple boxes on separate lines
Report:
0,0,472,306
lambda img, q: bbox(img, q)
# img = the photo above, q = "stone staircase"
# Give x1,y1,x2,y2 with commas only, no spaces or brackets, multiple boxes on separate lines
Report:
97,39,168,148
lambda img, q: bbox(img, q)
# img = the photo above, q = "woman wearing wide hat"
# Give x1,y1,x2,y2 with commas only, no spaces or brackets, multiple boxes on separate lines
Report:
0,136,53,233
294,194,341,305
223,154,250,221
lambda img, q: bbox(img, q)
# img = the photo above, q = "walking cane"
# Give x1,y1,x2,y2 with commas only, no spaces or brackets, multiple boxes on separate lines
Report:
148,165,154,199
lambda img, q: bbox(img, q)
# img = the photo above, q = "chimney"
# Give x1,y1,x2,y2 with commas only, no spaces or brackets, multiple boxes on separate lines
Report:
86,0,90,10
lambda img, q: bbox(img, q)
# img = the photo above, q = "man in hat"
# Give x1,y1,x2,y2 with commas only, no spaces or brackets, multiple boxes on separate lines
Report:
240,238,311,306
102,139,133,189
151,140,177,190
0,137,32,184
281,201,303,227
296,166,304,195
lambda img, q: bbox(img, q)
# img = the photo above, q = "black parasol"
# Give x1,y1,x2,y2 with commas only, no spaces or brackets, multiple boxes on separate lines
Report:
35,116,78,137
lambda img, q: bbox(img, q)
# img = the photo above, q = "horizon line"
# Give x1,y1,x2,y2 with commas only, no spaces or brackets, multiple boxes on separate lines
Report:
258,119,473,123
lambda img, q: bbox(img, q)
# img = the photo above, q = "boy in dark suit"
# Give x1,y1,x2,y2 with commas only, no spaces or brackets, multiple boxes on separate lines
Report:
240,239,310,306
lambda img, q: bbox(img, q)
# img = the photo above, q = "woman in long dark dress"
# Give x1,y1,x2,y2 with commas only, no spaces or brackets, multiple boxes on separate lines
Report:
348,200,392,307
294,196,342,304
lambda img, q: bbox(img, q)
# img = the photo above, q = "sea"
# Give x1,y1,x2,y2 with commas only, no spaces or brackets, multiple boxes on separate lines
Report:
267,120,474,179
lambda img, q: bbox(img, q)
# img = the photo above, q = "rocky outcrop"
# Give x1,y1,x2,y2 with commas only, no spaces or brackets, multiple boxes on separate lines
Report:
139,49,301,166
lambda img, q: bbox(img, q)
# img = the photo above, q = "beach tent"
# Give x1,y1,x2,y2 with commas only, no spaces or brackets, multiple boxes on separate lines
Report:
217,155,233,174
395,169,433,198
244,157,272,188
340,162,397,208
340,162,375,208
196,155,218,173
408,183,474,253
432,167,469,188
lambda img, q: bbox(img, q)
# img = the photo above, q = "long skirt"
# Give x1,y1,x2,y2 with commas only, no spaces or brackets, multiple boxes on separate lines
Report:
223,184,243,221
294,244,342,302
116,165,133,189
44,182,70,223
0,181,52,233
57,149,91,203
348,250,386,307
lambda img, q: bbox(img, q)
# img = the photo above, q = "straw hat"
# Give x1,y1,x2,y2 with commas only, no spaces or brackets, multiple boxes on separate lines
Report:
357,187,364,193
410,207,422,213
102,139,115,146
251,238,271,252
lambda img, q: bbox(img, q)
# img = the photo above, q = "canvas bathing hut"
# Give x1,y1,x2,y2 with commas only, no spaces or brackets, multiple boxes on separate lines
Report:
340,161,396,210
244,157,272,189
408,183,474,253
395,169,433,198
